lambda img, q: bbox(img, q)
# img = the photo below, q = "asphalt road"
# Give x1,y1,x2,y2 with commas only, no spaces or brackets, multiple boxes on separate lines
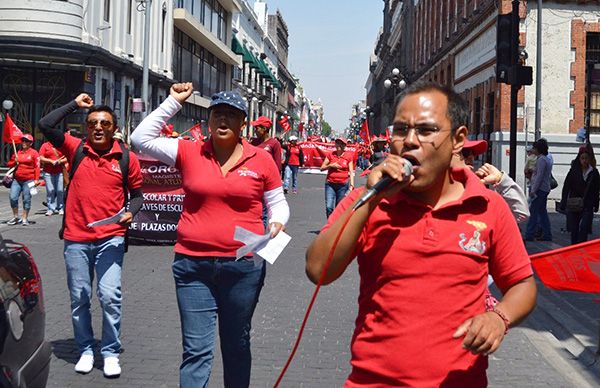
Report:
1,173,599,387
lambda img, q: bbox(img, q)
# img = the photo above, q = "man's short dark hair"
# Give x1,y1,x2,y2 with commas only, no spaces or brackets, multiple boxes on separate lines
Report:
533,138,549,155
393,81,469,132
87,105,117,128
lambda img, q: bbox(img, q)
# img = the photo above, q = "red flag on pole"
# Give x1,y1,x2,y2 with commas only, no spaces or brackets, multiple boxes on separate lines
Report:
3,114,23,144
298,122,304,137
359,119,370,145
189,123,203,142
279,116,291,133
530,238,600,293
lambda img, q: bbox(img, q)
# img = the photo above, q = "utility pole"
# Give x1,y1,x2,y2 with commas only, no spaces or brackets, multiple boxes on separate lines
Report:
535,0,542,141
496,1,533,179
141,0,152,119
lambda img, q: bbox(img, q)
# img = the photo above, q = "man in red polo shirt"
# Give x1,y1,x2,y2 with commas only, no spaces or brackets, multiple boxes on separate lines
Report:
306,82,536,387
251,115,282,172
38,94,143,379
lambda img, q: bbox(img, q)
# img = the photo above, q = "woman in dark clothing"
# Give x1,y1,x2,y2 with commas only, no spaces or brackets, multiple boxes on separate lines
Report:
561,150,600,244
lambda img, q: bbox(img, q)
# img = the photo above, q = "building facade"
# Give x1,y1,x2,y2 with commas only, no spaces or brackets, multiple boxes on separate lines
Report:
368,0,600,191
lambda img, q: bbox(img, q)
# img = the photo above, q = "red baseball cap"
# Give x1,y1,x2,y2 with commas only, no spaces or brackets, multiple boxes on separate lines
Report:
251,116,272,129
21,134,33,142
463,139,487,156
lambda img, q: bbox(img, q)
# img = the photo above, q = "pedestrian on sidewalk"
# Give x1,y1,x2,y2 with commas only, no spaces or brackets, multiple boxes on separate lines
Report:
524,138,553,241
6,133,40,226
283,135,304,194
38,140,67,216
320,137,355,218
560,148,600,244
131,83,290,388
38,94,144,378
306,82,536,387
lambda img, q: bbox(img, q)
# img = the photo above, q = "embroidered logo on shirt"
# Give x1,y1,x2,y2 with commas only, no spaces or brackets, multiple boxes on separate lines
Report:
458,220,488,254
238,167,258,179
111,161,122,174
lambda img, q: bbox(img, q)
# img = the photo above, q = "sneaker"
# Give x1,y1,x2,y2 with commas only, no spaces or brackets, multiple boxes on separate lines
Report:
103,356,121,378
293,189,298,194
58,209,64,215
45,210,53,216
7,217,20,225
74,354,94,374
21,220,30,226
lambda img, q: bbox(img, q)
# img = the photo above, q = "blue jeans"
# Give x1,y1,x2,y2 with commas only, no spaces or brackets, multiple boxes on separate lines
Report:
325,182,349,218
64,236,125,358
9,179,33,210
284,165,299,191
172,255,266,388
525,190,552,240
44,172,64,212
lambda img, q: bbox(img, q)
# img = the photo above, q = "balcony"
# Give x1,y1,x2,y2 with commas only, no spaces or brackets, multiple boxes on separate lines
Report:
0,0,83,42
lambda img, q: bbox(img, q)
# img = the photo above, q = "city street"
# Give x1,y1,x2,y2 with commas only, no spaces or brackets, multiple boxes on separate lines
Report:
2,173,600,387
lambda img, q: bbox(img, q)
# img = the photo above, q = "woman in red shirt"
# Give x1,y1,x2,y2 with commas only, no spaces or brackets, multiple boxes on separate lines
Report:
7,134,40,225
283,136,304,194
320,137,355,218
39,141,67,215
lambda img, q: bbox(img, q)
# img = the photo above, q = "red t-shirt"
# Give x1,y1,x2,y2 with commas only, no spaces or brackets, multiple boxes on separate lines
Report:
326,151,352,184
324,168,533,387
251,137,282,172
8,148,40,182
175,139,282,257
39,141,65,174
59,134,143,242
287,144,301,166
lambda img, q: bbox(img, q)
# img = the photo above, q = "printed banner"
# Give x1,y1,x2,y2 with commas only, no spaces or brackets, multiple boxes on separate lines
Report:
530,238,600,293
129,154,184,245
299,141,358,170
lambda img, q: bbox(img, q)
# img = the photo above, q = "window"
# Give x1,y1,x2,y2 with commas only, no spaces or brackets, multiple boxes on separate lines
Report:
161,4,167,52
127,0,132,34
103,0,110,22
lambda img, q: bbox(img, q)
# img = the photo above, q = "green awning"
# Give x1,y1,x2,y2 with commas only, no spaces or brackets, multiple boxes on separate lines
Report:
231,36,245,56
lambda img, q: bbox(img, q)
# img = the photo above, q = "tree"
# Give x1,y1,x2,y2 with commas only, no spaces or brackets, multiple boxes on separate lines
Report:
321,121,332,138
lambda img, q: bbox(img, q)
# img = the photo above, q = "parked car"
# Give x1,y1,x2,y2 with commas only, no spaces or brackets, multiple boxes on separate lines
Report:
0,234,51,387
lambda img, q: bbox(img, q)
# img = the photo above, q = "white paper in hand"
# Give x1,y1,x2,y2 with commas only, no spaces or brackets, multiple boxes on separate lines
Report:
233,226,291,266
87,208,126,228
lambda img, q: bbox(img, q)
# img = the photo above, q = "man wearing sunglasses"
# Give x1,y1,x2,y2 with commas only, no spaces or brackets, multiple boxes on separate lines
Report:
38,93,143,378
306,82,536,387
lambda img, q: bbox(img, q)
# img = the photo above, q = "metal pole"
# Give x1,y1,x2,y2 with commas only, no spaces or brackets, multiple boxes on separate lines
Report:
509,0,520,179
141,0,152,119
586,61,592,144
534,0,542,140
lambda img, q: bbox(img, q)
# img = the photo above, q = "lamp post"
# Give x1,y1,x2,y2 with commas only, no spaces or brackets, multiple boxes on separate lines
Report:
138,0,152,119
2,99,14,165
383,68,407,129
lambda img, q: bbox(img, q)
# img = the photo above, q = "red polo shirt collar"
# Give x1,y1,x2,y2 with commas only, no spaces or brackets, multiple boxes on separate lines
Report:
202,138,257,165
82,139,124,159
389,167,489,209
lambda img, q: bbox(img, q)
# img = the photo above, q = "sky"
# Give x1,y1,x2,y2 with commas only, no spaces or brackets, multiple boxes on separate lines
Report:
252,0,384,132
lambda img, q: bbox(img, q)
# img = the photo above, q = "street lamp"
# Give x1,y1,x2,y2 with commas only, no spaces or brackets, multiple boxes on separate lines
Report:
2,100,13,111
384,68,407,93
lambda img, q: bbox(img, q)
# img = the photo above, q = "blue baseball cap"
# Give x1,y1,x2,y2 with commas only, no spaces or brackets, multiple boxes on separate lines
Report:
209,91,247,116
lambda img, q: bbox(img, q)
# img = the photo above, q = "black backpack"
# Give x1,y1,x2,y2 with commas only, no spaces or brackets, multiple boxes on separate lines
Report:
59,141,130,250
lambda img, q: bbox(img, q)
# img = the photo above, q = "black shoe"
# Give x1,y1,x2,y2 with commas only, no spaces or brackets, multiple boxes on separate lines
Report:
283,188,288,194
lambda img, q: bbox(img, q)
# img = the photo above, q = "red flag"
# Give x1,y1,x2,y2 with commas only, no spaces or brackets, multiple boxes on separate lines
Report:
385,127,391,141
3,114,23,144
298,122,304,136
359,119,370,145
279,116,291,133
530,238,600,293
161,123,174,136
189,123,203,142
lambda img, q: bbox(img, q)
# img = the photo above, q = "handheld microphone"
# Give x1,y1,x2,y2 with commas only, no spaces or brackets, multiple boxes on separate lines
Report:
352,160,413,211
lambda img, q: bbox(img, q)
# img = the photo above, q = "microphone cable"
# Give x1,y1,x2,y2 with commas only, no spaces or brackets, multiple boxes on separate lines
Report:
273,206,357,387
